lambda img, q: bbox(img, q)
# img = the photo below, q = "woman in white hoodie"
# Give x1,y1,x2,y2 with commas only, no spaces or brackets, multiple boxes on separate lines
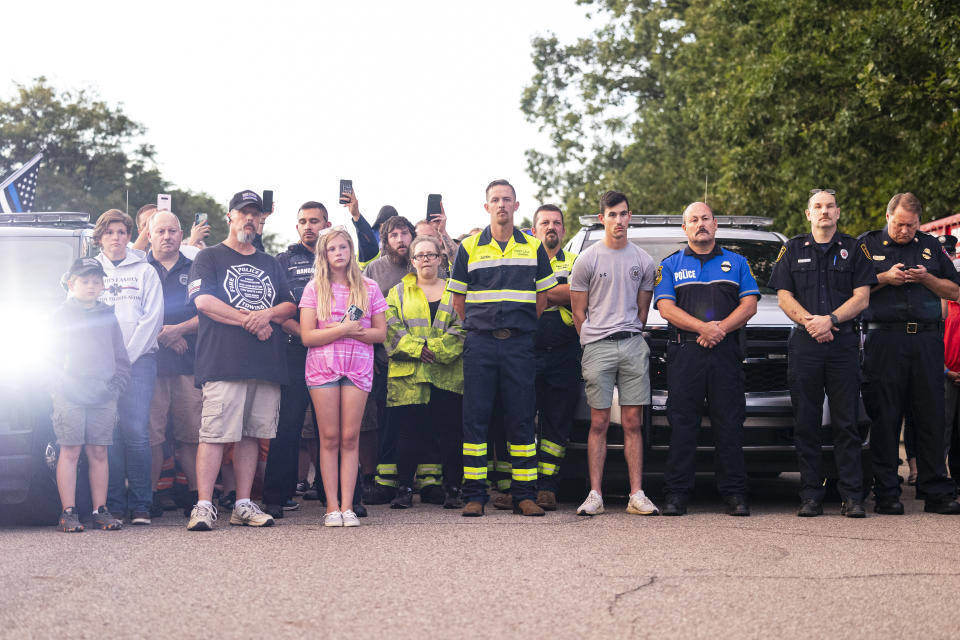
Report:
93,209,164,524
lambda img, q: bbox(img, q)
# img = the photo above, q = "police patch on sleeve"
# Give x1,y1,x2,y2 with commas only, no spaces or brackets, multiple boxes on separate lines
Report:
775,246,786,263
654,265,662,286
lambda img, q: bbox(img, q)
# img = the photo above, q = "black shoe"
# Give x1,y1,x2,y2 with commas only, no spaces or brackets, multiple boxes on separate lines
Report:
661,496,687,516
182,490,199,518
924,498,960,514
797,499,823,517
390,486,413,509
150,495,165,519
443,486,464,509
295,481,308,496
874,498,904,515
219,490,236,510
724,495,750,516
282,499,300,512
420,485,446,505
352,502,367,518
364,484,396,505
841,499,866,518
302,482,322,501
264,503,284,519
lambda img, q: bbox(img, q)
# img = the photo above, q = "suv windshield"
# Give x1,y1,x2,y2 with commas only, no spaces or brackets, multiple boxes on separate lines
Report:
0,236,77,308
582,237,782,294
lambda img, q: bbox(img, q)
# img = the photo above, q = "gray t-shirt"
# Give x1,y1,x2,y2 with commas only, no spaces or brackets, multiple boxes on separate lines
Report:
362,255,412,296
570,241,655,345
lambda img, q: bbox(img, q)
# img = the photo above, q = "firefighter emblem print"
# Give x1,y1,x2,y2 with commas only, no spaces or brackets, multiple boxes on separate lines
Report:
223,264,275,311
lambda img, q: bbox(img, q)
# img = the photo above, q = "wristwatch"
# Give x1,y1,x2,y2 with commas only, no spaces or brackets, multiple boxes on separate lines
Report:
829,313,839,326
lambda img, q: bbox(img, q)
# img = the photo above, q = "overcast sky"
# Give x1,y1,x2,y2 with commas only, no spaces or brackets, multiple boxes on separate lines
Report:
5,1,595,244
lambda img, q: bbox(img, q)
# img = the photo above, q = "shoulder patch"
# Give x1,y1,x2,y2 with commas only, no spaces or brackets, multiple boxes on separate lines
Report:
654,265,663,286
860,243,872,261
775,246,786,263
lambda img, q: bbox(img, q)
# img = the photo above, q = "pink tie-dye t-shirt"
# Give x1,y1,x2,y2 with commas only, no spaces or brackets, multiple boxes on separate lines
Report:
299,277,387,392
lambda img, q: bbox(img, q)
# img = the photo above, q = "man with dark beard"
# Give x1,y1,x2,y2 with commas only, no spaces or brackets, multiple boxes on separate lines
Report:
360,216,422,503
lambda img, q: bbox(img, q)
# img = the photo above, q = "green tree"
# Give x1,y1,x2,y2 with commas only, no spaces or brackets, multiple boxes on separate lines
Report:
0,77,228,242
523,0,960,237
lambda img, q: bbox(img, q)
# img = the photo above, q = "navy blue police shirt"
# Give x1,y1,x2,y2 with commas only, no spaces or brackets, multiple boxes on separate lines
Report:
148,251,198,376
654,244,760,324
768,232,876,319
187,243,294,387
857,228,960,323
275,242,316,347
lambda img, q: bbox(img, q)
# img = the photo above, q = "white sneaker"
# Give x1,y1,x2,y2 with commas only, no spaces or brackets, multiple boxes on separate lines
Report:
229,501,275,527
626,490,660,515
341,509,360,527
187,503,218,531
577,490,605,516
323,510,343,527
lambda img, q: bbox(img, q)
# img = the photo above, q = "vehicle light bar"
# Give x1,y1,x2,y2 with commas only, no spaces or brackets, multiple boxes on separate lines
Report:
578,214,773,228
0,212,91,224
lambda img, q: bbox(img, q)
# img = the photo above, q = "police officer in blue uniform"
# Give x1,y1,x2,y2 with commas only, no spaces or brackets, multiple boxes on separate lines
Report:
262,202,333,518
654,202,759,516
859,192,960,515
768,189,876,518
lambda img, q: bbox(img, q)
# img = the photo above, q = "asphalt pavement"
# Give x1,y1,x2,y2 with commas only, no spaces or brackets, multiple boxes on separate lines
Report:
1,469,959,639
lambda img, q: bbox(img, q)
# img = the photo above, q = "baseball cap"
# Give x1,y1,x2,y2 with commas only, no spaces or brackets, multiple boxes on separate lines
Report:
228,190,263,213
940,234,958,253
68,257,107,279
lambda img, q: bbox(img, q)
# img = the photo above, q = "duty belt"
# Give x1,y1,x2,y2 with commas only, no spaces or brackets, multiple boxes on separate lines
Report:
492,328,514,339
866,321,940,334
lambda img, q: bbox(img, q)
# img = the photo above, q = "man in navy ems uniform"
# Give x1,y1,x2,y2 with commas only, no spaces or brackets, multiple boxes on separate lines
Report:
531,204,580,510
447,179,557,517
859,192,960,515
768,189,875,518
262,202,332,519
654,202,759,516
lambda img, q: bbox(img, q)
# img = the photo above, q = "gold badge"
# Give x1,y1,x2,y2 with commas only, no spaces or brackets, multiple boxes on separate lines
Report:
922,248,932,260
775,246,786,263
720,260,732,272
654,265,662,286
860,244,872,260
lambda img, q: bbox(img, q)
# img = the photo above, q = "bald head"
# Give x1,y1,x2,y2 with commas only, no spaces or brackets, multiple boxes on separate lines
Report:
149,210,183,260
682,202,713,224
149,210,181,233
681,201,717,251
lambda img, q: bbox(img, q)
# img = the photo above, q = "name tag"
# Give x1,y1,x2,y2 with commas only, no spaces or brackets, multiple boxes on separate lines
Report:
797,258,811,263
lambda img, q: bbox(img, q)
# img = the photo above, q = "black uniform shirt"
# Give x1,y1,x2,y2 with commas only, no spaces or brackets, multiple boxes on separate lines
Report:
768,232,876,319
857,228,960,322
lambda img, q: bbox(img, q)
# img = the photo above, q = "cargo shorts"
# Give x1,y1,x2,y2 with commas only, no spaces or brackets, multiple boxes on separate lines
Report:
199,380,281,444
52,394,117,447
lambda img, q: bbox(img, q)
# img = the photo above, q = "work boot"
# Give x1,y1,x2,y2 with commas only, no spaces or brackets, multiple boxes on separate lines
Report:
420,485,446,505
724,495,750,517
443,485,464,509
390,486,414,509
492,492,513,510
462,501,484,517
364,483,396,505
513,499,545,516
536,490,558,511
797,499,823,517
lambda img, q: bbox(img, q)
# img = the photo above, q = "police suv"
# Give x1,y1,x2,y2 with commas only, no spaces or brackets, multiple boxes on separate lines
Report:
562,214,870,484
0,213,95,523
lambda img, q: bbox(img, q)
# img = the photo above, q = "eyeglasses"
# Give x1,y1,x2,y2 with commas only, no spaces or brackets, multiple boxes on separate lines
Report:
809,188,836,197
412,252,441,262
319,225,348,236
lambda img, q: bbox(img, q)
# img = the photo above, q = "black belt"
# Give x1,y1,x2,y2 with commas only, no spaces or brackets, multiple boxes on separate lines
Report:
867,321,940,334
475,328,531,340
602,331,641,341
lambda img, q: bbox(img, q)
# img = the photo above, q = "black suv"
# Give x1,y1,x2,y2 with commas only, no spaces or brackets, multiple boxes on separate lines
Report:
0,213,95,523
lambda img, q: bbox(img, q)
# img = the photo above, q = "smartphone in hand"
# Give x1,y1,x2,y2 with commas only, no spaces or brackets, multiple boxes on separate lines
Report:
341,304,363,322
194,212,208,226
339,180,353,205
427,194,442,221
262,190,274,214
157,194,172,211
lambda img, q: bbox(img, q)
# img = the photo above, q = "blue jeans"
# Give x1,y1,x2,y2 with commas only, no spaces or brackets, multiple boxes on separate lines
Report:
107,353,157,514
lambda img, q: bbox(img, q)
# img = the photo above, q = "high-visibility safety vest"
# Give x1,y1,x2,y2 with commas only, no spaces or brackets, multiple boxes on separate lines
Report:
544,248,578,327
385,272,465,406
447,226,557,333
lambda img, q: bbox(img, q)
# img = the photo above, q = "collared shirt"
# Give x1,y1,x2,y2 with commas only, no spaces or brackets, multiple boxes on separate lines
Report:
768,231,876,317
858,228,960,322
147,251,197,376
447,226,557,333
536,248,579,349
654,244,760,322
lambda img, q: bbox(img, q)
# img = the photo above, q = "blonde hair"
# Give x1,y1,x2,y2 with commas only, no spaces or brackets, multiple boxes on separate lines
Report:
313,229,369,321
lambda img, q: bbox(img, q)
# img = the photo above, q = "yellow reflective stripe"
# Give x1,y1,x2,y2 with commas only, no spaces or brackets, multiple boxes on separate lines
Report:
487,461,495,472
495,460,512,473
536,273,558,292
509,442,536,457
538,461,558,476
376,463,398,475
418,476,441,487
467,257,538,272
463,442,488,456
417,464,442,475
496,479,512,491
375,477,399,487
539,439,565,458
464,466,487,480
446,279,468,294
465,289,537,304
512,468,538,481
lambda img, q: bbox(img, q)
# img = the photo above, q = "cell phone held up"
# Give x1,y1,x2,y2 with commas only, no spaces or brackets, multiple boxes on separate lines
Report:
262,190,273,214
341,304,363,322
194,212,208,226
426,194,442,222
339,180,353,205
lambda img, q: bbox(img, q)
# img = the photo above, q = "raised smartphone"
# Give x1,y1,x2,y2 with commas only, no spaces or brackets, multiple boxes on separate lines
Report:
427,194,442,221
156,193,171,211
339,179,353,205
262,190,273,214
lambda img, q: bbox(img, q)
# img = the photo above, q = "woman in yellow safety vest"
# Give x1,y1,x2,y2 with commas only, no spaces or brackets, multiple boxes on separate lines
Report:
385,235,464,509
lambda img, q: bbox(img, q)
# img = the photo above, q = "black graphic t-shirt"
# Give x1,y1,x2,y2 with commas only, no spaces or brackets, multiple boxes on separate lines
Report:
187,243,294,386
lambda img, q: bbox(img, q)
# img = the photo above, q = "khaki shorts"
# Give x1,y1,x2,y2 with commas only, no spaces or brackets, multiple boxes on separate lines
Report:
581,333,651,409
52,394,117,447
199,380,281,444
148,374,203,445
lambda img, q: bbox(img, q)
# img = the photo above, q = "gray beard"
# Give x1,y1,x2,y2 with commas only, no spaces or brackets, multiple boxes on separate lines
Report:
237,229,256,244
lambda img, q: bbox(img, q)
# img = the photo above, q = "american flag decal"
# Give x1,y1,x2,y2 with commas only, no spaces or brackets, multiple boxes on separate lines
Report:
0,152,42,213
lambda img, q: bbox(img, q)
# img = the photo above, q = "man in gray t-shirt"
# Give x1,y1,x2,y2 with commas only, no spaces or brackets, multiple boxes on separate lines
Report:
569,190,659,517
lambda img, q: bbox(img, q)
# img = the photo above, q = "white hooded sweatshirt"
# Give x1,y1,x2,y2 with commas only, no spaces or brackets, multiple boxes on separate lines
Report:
96,248,164,364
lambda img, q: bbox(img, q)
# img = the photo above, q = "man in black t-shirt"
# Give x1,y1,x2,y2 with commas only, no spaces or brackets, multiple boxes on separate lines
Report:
184,190,297,531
